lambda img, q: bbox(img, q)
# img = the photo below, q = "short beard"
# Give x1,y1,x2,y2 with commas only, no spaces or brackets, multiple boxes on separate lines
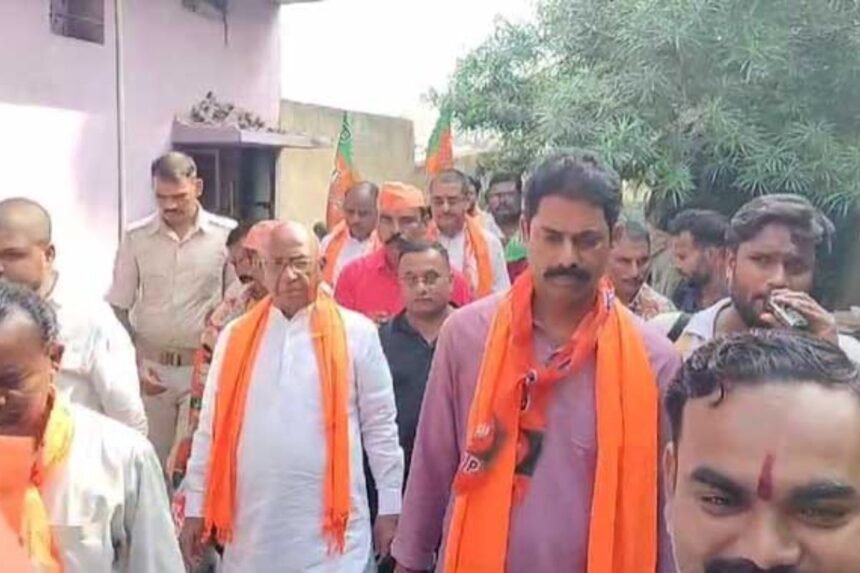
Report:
492,211,520,227
731,290,770,329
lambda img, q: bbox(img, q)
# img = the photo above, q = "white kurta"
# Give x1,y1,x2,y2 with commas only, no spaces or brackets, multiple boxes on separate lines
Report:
42,405,184,573
321,233,377,285
438,228,511,294
49,273,148,435
185,304,404,573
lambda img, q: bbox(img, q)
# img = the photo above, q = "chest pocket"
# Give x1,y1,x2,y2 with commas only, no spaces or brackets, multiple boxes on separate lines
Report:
176,243,227,300
137,243,174,305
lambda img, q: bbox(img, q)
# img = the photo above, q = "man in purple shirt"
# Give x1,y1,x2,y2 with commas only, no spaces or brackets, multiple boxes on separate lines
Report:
392,152,682,573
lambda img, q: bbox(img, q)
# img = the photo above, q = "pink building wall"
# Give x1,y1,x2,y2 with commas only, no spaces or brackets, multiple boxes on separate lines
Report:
0,0,281,293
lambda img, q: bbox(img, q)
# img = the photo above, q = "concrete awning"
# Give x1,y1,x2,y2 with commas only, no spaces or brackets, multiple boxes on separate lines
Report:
172,120,330,149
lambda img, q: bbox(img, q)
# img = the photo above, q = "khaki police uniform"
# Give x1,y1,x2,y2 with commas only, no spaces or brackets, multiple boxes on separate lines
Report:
107,207,237,467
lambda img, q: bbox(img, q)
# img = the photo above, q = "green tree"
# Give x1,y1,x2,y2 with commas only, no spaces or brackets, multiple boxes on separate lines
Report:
446,0,860,222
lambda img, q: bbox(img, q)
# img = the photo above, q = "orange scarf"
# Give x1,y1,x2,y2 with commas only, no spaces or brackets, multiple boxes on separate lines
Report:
203,291,352,552
0,394,74,573
322,222,379,285
430,216,494,297
444,270,659,573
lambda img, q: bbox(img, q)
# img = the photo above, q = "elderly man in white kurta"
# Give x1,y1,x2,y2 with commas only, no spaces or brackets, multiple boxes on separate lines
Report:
181,221,403,573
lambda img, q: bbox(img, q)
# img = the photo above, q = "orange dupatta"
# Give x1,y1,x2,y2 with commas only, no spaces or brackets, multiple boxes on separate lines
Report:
203,291,352,552
322,222,379,286
0,393,73,573
464,215,494,297
443,270,659,573
429,215,494,298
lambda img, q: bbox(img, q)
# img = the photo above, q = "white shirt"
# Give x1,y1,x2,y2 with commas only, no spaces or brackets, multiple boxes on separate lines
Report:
321,232,376,285
49,274,148,435
438,227,511,294
477,209,505,241
650,298,860,363
185,304,404,573
43,405,184,573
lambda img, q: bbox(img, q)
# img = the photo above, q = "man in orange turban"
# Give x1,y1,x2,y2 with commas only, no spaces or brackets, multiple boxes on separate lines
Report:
335,182,473,323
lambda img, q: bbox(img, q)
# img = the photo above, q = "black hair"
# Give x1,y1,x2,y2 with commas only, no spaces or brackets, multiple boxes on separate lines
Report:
468,175,482,196
668,209,729,248
227,220,258,248
726,193,835,252
0,279,58,346
151,151,198,182
312,222,328,241
666,329,860,443
524,151,622,229
397,240,451,267
430,169,470,196
488,172,523,194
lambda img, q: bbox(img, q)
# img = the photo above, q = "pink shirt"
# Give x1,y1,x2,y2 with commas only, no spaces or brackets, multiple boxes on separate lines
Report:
391,294,682,572
334,248,474,321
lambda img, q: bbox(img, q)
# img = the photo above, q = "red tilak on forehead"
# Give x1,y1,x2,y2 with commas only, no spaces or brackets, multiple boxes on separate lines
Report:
757,453,776,501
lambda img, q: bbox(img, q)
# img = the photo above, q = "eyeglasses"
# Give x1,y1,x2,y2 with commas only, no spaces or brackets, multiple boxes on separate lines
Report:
430,196,466,209
263,257,314,274
399,271,447,289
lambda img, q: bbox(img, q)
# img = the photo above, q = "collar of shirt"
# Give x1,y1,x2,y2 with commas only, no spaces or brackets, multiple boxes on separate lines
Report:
45,271,65,310
147,205,215,240
367,247,393,274
268,302,313,329
685,297,733,340
391,311,436,348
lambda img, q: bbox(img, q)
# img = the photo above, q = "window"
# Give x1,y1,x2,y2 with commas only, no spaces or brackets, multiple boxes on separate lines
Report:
50,0,105,45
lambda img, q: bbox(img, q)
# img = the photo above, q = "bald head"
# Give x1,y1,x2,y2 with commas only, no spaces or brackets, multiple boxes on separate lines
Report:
266,221,319,260
0,198,51,245
343,182,379,241
346,181,379,203
0,199,55,293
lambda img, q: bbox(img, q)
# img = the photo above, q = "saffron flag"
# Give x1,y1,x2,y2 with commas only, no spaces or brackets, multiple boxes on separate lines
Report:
426,107,454,177
326,112,360,229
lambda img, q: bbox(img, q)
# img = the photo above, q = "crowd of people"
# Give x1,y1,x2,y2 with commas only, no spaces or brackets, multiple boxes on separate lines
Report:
0,149,859,573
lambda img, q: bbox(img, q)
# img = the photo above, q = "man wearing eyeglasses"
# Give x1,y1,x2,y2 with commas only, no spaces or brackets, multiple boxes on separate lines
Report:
369,240,457,573
429,169,510,298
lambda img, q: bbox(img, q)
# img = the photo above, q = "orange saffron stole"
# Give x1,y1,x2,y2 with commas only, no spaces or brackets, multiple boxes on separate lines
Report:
464,215,493,298
322,222,380,286
429,216,494,298
443,270,659,573
203,291,352,552
0,393,73,573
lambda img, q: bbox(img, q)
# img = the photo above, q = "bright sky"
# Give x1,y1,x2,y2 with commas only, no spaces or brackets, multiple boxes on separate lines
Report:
279,0,533,142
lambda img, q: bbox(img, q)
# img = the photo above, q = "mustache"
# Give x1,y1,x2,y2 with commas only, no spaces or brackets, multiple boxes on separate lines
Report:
544,265,592,282
385,232,408,247
705,558,798,573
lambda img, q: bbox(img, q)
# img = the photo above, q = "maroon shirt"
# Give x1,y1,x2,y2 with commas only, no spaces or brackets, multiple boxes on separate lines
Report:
391,294,681,573
335,248,473,321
